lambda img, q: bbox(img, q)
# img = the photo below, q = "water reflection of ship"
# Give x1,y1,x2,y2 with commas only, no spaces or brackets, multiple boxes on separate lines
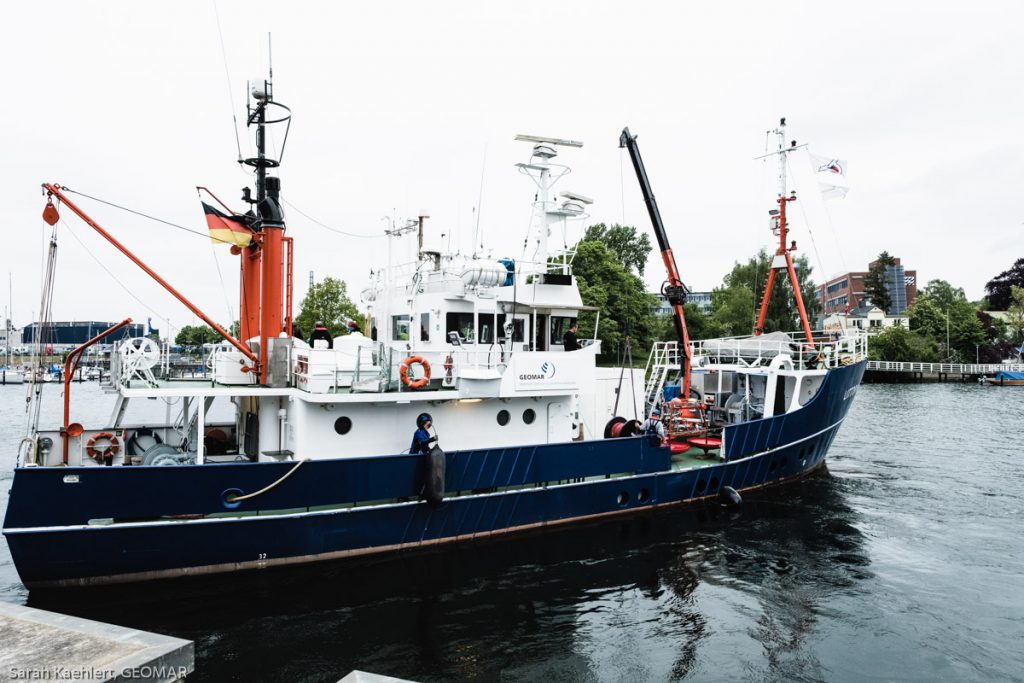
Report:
28,469,866,682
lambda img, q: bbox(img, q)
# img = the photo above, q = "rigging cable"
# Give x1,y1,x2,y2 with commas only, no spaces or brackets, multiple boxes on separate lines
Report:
25,222,59,435
279,196,384,239
60,187,238,245
59,220,177,339
211,0,244,165
786,156,831,298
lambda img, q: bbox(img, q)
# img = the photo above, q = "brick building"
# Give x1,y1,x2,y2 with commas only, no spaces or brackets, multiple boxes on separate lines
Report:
817,257,917,316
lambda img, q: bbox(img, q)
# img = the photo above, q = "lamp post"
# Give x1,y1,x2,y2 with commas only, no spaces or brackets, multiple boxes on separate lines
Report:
944,308,950,362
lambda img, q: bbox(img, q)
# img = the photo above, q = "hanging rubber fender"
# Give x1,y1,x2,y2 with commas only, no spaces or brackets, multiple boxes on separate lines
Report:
424,445,446,506
400,355,432,389
126,427,162,456
604,416,627,439
719,485,742,507
86,432,120,460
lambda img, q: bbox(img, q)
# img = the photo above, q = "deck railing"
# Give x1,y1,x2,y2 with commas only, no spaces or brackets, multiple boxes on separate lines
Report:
691,330,868,371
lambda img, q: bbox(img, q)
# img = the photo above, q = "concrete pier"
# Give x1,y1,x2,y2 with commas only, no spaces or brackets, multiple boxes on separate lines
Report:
0,601,193,682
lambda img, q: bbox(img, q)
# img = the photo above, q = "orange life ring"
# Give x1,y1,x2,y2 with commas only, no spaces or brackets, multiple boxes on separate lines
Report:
86,431,120,459
400,355,431,389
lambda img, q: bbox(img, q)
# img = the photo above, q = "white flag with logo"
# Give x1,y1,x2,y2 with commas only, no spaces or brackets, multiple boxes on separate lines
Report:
809,152,849,199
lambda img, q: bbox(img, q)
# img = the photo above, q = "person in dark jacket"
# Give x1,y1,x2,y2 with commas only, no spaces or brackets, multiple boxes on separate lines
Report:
410,413,437,454
308,321,333,349
639,408,666,441
563,323,580,351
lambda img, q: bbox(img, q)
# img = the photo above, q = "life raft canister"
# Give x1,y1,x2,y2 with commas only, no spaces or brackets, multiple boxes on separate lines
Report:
86,432,120,460
400,355,432,389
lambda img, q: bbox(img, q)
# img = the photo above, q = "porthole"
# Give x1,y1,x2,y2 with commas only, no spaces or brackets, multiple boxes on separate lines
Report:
334,416,352,435
638,488,650,503
709,476,719,491
617,491,630,506
497,410,511,426
522,408,536,424
769,460,778,472
696,478,707,493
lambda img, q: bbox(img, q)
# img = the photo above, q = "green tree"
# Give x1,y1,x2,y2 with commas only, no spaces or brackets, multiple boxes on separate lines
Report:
984,257,1024,310
863,251,896,313
572,240,658,364
651,303,722,343
976,310,1015,363
295,277,360,339
174,324,221,349
868,325,939,362
1006,285,1024,343
908,279,985,362
710,249,819,335
581,223,654,276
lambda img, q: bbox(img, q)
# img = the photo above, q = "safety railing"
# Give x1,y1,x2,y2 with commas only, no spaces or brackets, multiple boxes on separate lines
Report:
691,330,868,371
866,361,1024,374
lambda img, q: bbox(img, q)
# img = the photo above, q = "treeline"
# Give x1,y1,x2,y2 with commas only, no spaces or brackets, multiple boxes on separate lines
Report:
870,257,1024,363
572,224,820,364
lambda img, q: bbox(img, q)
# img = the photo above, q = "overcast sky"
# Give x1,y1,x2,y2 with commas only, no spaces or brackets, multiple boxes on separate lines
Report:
3,1,1022,334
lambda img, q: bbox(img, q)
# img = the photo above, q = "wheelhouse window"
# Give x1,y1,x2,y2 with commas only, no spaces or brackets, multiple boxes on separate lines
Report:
478,313,498,345
392,315,410,341
495,314,524,342
550,316,577,347
445,312,475,344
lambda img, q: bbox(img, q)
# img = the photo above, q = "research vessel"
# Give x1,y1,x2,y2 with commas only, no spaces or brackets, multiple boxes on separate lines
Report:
3,82,866,588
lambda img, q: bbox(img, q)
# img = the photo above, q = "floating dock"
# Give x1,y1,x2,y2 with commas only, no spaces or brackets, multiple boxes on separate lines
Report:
0,600,193,682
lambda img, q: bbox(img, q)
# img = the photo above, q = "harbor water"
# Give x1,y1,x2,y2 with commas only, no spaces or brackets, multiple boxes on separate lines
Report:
1,382,1022,681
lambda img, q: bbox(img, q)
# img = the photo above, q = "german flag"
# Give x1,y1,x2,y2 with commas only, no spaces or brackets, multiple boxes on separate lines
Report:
202,202,253,247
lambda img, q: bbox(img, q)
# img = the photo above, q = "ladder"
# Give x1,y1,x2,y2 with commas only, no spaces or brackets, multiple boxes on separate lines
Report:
643,341,679,415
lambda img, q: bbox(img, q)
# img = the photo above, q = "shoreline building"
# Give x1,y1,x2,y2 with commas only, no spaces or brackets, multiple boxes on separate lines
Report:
654,289,712,316
817,257,917,317
823,305,909,336
21,321,145,352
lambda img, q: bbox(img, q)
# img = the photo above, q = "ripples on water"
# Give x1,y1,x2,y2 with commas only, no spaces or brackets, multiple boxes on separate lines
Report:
1,382,1022,681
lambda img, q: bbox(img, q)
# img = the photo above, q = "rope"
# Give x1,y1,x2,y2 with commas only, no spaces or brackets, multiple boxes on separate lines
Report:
226,458,309,502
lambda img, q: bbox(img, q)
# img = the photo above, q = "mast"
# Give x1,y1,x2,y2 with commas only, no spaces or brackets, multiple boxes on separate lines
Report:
514,134,583,279
753,118,815,345
241,75,292,383
619,127,692,401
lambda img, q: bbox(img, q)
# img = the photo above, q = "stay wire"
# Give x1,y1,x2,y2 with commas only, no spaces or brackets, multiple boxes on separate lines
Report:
59,219,177,337
211,0,243,164
786,156,829,285
61,187,238,245
280,196,383,239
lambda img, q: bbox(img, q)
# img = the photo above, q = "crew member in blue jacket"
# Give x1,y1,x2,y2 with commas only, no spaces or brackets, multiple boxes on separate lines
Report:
410,413,437,454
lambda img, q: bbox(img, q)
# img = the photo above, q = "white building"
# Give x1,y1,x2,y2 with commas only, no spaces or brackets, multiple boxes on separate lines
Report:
823,306,908,336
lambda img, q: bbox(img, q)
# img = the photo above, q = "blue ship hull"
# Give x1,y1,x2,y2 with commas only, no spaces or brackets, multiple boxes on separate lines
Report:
3,362,865,588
